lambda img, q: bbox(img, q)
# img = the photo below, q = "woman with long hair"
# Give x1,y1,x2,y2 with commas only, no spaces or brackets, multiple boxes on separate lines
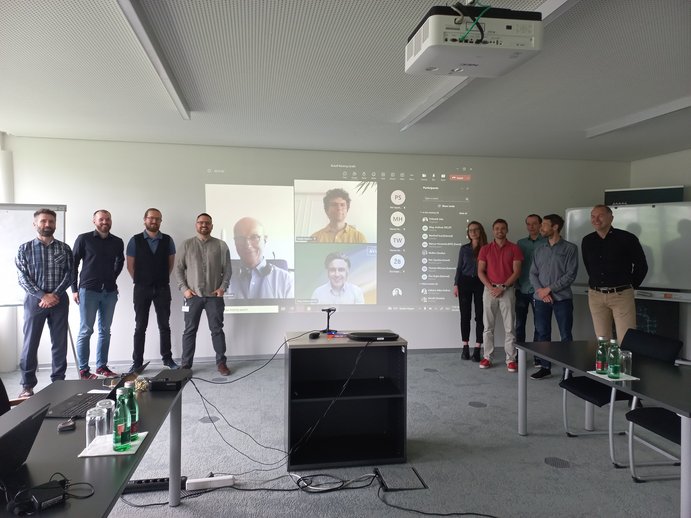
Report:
453,221,487,361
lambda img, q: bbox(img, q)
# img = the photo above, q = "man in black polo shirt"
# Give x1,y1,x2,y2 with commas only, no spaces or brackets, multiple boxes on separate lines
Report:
581,204,648,341
126,208,178,373
72,209,125,379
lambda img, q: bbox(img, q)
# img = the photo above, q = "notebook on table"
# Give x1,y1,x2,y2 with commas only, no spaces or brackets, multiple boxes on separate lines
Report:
0,404,50,480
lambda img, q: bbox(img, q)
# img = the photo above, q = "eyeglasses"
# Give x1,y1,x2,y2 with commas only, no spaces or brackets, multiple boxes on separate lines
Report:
468,227,481,233
233,234,263,245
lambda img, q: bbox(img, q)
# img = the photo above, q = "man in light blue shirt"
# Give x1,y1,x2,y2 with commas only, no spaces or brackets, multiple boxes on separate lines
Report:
227,217,294,299
529,213,578,379
312,252,364,304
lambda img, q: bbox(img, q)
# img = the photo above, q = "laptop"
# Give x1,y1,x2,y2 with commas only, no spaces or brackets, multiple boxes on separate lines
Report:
0,404,50,480
46,362,149,419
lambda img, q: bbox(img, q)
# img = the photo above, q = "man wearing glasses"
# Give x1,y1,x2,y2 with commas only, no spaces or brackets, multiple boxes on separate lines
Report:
227,217,294,299
175,213,232,375
125,208,178,373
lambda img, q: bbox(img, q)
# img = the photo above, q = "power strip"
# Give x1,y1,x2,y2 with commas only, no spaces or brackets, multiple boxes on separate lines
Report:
123,476,188,494
185,475,235,490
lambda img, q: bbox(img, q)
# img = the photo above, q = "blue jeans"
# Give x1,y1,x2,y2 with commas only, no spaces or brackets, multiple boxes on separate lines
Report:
515,291,538,343
534,298,574,369
76,288,118,371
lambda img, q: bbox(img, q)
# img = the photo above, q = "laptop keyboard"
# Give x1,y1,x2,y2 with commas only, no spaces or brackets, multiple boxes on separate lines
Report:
48,393,109,418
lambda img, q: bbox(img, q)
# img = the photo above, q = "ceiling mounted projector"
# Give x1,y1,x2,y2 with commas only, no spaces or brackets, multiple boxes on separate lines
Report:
405,5,543,78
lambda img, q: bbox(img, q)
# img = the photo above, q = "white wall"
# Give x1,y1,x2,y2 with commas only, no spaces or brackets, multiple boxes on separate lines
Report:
631,148,691,358
6,136,631,368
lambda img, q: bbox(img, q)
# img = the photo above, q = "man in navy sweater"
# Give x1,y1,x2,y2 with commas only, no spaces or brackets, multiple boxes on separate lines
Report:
72,209,124,379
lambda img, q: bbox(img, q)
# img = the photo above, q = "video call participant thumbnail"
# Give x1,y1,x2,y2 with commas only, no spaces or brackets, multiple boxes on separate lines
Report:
311,252,364,304
311,188,366,243
227,217,294,299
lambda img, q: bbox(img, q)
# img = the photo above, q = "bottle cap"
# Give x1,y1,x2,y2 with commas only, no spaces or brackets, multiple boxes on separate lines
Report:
124,381,135,389
116,387,128,396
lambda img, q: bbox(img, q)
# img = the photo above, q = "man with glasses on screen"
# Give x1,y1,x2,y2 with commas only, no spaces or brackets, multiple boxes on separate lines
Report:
227,217,293,299
175,213,231,375
311,188,367,243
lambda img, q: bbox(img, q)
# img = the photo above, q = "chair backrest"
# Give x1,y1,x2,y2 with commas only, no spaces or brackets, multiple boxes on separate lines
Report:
620,328,683,364
0,378,10,417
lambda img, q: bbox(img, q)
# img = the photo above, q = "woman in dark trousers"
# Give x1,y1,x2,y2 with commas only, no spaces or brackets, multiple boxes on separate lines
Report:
453,221,487,361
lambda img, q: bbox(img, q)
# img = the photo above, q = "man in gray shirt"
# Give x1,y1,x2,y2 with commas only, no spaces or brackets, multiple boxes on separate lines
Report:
529,213,578,379
175,213,232,375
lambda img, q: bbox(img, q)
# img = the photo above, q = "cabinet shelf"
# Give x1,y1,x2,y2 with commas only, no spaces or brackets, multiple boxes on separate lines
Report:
291,377,403,401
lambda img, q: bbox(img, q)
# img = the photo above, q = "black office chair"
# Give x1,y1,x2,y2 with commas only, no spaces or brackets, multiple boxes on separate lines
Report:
1,378,12,417
625,404,681,482
623,330,684,483
558,329,681,468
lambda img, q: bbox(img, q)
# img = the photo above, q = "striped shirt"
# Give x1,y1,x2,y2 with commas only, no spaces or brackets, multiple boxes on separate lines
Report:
16,238,74,299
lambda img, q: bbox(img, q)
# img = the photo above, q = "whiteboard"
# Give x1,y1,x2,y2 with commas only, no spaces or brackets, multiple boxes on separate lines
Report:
565,202,691,301
0,204,67,306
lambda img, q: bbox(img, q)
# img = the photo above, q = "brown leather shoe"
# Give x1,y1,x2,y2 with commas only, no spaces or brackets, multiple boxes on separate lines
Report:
18,387,34,398
217,362,230,376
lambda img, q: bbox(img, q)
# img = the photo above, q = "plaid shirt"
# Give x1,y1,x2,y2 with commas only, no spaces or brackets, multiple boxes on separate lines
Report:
16,238,74,299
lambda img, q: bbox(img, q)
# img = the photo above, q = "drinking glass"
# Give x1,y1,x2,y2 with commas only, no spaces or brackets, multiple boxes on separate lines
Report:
96,399,115,433
85,407,108,448
620,350,633,376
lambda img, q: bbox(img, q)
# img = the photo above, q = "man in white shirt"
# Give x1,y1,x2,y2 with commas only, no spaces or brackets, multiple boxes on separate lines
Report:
227,217,293,299
311,252,364,304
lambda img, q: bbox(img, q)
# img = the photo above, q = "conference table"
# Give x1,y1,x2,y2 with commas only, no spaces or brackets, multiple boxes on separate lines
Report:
0,368,190,517
515,341,691,518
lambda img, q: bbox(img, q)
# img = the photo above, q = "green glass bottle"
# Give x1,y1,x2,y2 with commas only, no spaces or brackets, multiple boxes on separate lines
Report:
607,339,621,379
124,380,139,441
595,337,608,374
113,387,132,452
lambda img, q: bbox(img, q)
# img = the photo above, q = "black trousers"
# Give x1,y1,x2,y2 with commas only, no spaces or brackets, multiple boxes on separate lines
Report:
457,275,484,344
132,284,172,365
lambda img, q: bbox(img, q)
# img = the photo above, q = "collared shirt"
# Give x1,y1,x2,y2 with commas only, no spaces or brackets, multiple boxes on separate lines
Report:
581,227,648,288
72,231,125,292
517,234,546,294
311,223,366,243
175,236,231,296
454,242,478,284
16,238,74,299
126,231,176,257
478,240,524,285
311,282,364,304
530,238,578,301
227,257,294,299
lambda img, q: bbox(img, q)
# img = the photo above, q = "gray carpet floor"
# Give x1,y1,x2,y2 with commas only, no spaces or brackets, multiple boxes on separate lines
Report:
2,350,682,517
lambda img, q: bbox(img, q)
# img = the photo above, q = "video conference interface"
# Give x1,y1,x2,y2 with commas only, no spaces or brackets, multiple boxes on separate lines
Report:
205,164,474,314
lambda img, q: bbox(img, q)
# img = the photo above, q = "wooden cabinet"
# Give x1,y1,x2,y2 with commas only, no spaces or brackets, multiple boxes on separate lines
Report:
285,331,407,470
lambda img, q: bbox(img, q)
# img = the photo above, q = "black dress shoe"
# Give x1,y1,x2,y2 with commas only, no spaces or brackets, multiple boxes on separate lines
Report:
461,345,470,360
471,347,481,362
127,363,143,374
531,368,552,380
